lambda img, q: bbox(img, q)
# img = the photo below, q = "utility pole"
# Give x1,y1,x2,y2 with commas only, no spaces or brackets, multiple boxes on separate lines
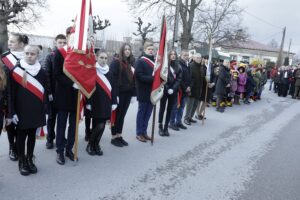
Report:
172,0,180,51
276,26,286,68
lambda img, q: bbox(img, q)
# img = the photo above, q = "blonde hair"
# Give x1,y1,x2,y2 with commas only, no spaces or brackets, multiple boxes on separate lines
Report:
143,41,154,51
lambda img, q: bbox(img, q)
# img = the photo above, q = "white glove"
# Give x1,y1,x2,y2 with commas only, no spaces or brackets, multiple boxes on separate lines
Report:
226,84,231,88
112,104,117,111
73,83,79,89
12,115,19,125
168,89,174,95
5,118,12,126
86,104,91,110
130,97,136,104
48,94,53,102
117,96,119,104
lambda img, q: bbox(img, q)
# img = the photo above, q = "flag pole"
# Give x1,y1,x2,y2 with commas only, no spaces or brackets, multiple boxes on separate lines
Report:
73,90,81,163
202,79,209,126
151,105,156,145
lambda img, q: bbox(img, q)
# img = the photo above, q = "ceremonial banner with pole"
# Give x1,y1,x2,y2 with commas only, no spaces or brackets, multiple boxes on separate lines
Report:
63,0,97,162
150,16,168,145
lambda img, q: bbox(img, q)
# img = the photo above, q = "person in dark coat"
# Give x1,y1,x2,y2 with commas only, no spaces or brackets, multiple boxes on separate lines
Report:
10,45,47,176
293,64,300,99
215,59,231,112
135,42,155,142
244,69,256,104
0,62,7,137
184,53,204,124
278,66,292,97
158,50,182,136
169,49,191,130
85,51,117,155
43,34,67,149
1,33,29,161
109,43,135,147
53,27,78,165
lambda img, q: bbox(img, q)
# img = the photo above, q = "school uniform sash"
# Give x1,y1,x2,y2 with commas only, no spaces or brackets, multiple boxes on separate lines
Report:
96,70,112,99
12,67,44,102
141,56,155,68
1,51,18,70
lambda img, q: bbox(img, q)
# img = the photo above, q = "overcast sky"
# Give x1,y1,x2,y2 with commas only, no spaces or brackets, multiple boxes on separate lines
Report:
18,0,300,53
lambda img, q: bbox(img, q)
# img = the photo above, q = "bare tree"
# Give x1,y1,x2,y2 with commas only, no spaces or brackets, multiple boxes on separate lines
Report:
124,0,203,49
0,0,47,50
133,17,157,45
93,15,111,32
194,0,247,47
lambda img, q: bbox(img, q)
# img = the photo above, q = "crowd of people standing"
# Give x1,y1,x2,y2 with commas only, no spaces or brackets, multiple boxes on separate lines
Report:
1,29,300,176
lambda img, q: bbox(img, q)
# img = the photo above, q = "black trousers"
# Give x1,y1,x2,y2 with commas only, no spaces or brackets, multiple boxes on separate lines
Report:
0,111,4,136
17,128,36,158
89,118,106,145
111,92,132,135
159,93,177,129
47,102,57,141
6,123,17,146
278,84,289,97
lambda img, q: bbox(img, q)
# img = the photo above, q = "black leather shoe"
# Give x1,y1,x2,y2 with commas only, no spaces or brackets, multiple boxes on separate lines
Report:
189,118,197,123
9,145,18,161
111,138,123,147
118,137,128,146
95,145,103,156
65,150,75,161
56,153,65,165
177,123,187,130
86,144,96,156
169,124,179,131
19,157,30,176
46,140,54,149
27,155,37,174
184,119,191,125
164,128,170,136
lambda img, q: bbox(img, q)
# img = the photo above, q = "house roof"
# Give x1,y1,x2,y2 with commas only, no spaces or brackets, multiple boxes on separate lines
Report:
220,39,295,55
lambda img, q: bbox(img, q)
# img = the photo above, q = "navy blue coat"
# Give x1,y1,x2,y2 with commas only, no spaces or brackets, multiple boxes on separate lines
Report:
179,59,191,96
134,55,154,102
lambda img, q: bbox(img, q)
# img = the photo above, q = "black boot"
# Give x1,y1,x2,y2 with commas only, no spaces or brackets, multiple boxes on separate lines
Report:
164,126,170,136
158,123,164,136
86,143,96,156
27,155,37,174
19,157,30,176
9,144,18,161
94,143,103,156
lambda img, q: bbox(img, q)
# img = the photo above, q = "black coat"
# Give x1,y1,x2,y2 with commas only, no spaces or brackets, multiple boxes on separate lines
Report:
86,70,117,119
190,61,205,99
179,59,191,95
164,62,182,93
215,65,230,96
135,55,154,102
10,65,47,130
53,49,77,111
246,74,256,93
109,59,135,96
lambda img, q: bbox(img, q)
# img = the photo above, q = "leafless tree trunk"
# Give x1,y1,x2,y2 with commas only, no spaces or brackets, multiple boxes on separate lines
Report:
0,0,47,50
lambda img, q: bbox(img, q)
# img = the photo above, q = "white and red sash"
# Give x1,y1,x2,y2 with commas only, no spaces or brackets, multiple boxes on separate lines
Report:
58,46,69,59
170,66,176,79
96,70,112,99
12,67,44,102
1,51,18,70
141,56,155,68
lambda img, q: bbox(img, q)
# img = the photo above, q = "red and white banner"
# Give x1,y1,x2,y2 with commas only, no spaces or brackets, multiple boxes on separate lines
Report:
12,67,44,101
1,51,17,70
150,16,168,105
36,126,47,139
63,0,97,99
96,70,112,99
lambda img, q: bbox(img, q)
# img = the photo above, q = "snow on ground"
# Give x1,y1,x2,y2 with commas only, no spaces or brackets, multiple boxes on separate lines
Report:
0,88,299,200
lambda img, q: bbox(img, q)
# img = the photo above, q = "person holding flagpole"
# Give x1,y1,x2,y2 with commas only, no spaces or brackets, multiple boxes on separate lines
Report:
158,50,182,136
85,50,117,155
53,27,78,165
10,45,48,176
109,43,135,147
1,33,29,162
135,42,155,142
